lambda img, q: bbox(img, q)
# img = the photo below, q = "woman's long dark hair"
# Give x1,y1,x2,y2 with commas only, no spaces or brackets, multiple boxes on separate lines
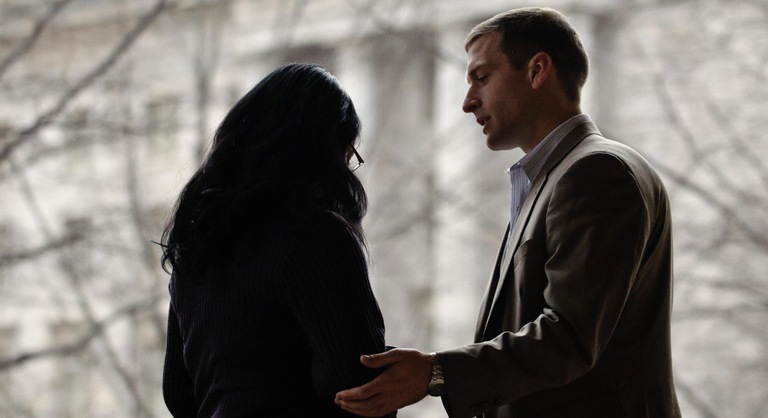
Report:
160,63,367,278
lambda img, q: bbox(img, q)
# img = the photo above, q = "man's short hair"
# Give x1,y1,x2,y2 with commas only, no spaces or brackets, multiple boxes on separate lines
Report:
466,7,589,102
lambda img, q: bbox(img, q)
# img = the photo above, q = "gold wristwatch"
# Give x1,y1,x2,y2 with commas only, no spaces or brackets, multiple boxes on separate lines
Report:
427,352,445,396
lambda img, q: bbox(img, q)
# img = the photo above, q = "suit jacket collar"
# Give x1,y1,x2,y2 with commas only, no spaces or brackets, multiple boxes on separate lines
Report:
506,120,601,254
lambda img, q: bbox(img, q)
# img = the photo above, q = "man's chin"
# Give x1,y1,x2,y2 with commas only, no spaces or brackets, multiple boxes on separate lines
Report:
486,139,511,151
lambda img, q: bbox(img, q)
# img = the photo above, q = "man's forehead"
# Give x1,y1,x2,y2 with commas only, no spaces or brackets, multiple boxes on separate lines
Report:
466,33,501,70
467,33,500,60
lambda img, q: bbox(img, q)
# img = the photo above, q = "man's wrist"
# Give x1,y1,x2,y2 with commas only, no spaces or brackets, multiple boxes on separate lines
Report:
427,352,445,397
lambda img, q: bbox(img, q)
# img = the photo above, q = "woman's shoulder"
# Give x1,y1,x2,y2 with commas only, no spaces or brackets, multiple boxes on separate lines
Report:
278,211,369,286
244,210,360,254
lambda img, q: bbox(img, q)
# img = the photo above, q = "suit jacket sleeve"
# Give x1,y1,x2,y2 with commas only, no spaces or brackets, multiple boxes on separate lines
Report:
438,152,653,418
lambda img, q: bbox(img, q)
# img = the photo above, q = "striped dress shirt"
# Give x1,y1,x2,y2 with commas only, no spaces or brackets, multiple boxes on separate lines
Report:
506,113,593,228
499,114,593,274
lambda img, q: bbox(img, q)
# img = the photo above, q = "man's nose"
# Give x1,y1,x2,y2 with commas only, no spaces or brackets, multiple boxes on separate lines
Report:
462,93,479,113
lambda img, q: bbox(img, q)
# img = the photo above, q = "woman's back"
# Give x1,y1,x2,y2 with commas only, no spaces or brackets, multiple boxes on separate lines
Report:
164,211,389,417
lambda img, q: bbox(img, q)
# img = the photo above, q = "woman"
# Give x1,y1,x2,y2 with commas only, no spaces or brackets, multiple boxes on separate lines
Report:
161,63,394,417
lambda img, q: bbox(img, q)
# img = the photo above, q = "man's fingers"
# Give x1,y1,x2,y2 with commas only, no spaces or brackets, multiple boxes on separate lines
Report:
335,389,388,417
359,348,405,369
336,378,380,402
336,395,391,417
335,386,367,402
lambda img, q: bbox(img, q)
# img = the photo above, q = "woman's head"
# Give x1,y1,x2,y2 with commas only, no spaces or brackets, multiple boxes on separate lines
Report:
212,63,362,179
162,63,367,275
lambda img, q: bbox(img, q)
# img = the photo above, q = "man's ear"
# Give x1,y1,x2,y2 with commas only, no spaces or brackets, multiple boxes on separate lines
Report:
528,52,553,89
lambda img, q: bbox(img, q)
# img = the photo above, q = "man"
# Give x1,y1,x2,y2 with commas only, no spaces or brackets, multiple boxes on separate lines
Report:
336,7,681,418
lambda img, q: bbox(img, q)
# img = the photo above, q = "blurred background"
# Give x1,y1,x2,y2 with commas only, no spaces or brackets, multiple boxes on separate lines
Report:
0,0,766,417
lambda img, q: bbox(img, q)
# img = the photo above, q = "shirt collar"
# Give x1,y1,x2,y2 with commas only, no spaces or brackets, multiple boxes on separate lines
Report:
509,114,592,182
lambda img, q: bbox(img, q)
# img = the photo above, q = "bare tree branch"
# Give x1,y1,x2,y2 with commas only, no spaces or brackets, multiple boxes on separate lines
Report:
0,294,162,371
0,118,128,182
642,157,768,250
192,0,229,160
0,0,172,164
625,3,768,209
705,101,768,193
0,2,175,410
342,0,465,68
270,0,309,50
0,0,75,80
615,30,768,251
0,231,84,267
8,152,158,417
123,116,170,343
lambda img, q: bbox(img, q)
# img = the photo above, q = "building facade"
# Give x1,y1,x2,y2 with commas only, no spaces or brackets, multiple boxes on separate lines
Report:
0,0,766,417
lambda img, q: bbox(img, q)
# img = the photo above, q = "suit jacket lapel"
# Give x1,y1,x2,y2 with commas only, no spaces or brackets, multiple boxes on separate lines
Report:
479,121,602,339
475,225,510,342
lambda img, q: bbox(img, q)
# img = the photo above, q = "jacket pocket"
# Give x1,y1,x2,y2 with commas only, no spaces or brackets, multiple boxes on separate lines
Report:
513,238,534,269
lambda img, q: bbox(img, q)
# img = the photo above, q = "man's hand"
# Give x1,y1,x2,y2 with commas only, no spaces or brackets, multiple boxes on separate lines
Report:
335,348,432,417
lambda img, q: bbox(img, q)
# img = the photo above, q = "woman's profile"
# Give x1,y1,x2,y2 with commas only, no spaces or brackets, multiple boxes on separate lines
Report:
160,63,394,417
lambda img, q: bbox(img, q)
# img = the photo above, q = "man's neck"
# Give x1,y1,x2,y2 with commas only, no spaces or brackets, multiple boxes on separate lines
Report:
521,106,581,154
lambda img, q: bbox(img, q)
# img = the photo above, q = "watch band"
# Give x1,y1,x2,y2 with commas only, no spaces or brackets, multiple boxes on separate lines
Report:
427,352,445,396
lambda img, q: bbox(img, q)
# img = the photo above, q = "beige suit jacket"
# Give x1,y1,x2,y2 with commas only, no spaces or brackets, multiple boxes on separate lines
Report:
438,121,681,418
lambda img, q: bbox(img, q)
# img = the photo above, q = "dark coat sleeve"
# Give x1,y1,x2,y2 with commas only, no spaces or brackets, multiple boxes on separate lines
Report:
279,214,393,414
162,302,197,417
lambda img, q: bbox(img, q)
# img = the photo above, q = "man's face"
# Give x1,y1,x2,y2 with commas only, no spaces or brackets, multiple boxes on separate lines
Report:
462,31,534,151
